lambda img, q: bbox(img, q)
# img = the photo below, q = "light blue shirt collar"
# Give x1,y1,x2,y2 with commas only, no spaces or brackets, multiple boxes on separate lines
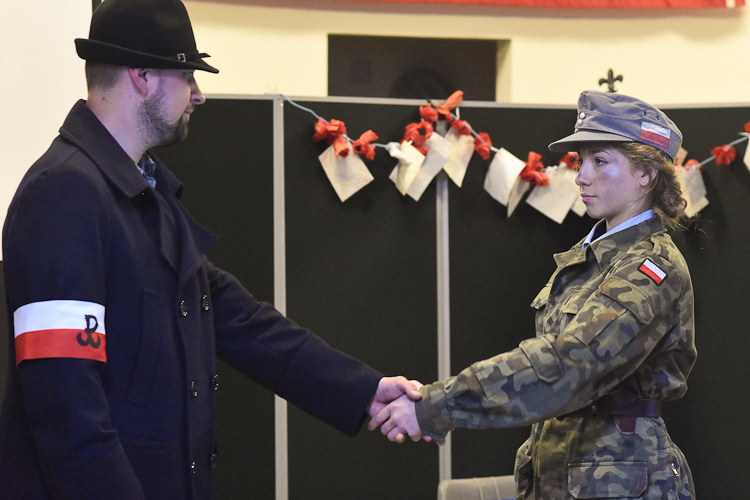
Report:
582,209,655,249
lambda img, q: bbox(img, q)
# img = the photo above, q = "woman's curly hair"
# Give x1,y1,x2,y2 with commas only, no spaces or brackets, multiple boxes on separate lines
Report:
611,142,688,230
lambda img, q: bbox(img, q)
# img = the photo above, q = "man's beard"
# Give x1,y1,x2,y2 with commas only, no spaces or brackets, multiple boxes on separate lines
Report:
138,83,189,149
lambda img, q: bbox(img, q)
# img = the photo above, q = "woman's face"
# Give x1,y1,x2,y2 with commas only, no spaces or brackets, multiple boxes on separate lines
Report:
575,144,653,230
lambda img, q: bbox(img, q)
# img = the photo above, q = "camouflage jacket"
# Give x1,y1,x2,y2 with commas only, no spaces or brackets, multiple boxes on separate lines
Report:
416,216,696,499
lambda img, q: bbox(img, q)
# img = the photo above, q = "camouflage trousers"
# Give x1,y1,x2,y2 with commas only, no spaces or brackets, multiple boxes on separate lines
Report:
514,414,694,499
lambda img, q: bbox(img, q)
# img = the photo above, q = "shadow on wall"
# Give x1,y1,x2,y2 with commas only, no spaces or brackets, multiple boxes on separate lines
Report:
328,35,497,101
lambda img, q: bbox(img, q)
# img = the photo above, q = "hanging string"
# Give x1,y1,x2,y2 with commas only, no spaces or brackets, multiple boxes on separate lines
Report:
445,108,500,153
693,134,748,169
272,91,749,171
275,92,324,122
273,92,497,154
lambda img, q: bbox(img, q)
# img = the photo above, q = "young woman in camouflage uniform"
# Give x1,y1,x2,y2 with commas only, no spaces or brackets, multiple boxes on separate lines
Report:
371,91,696,500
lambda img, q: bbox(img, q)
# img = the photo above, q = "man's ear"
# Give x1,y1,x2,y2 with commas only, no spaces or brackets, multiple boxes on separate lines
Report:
127,67,153,96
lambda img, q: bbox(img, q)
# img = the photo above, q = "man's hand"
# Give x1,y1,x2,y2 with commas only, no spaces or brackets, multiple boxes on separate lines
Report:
368,393,423,443
366,376,422,418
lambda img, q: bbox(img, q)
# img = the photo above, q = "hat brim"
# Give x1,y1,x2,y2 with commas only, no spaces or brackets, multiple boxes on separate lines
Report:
548,130,633,152
76,39,219,74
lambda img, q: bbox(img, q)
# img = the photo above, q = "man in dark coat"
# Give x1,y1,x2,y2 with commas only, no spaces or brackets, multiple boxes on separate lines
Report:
0,1,420,498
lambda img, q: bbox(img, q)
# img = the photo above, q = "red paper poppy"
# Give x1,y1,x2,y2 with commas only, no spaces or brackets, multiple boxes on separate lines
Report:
451,119,472,136
352,130,379,161
684,159,700,169
419,105,439,122
559,152,579,170
473,133,492,160
435,91,464,122
402,121,434,156
519,151,549,186
712,144,736,166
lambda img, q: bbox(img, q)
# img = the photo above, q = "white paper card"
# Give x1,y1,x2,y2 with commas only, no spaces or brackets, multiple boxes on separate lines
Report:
443,129,475,187
559,168,587,216
391,135,450,201
743,134,750,173
389,142,426,195
526,167,581,224
571,197,588,217
483,148,526,206
385,141,409,162
507,178,531,217
678,166,709,217
318,143,374,202
675,147,688,167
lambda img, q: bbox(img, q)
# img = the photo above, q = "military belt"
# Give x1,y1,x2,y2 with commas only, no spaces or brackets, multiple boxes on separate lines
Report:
557,390,661,435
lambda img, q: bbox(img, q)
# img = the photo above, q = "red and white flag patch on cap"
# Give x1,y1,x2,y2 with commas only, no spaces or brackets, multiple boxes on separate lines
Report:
14,300,106,365
639,258,666,285
640,121,671,149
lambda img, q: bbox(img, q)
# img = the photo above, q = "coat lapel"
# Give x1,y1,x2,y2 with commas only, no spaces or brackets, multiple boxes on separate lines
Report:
59,100,216,277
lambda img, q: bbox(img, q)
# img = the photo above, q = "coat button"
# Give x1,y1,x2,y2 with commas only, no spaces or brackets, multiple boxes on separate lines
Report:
213,375,220,391
191,461,196,476
190,381,198,398
202,295,210,311
210,453,218,470
180,300,188,317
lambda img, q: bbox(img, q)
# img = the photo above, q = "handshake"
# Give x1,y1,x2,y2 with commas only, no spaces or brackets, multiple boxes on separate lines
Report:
366,376,444,444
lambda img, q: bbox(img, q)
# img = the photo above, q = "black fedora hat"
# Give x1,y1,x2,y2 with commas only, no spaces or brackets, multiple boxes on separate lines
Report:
75,0,218,74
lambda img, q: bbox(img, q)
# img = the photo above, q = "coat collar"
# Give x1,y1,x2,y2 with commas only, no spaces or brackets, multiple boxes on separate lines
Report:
59,100,185,200
588,215,664,266
554,215,664,269
59,100,216,276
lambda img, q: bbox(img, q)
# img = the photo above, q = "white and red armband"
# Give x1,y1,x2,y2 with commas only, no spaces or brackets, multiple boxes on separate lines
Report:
14,300,106,365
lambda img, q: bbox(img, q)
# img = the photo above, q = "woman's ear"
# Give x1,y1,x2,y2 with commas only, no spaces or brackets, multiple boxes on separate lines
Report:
636,167,654,188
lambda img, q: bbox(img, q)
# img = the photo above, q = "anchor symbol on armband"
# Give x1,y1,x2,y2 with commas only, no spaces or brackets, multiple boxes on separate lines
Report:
76,314,102,349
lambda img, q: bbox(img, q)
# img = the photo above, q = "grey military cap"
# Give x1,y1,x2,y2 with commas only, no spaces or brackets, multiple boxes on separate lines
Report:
549,90,682,161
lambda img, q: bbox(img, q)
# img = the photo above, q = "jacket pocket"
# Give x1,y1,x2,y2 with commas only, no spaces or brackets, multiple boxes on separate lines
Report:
514,439,533,498
531,283,551,309
128,288,163,407
519,335,565,384
531,284,551,334
567,461,647,499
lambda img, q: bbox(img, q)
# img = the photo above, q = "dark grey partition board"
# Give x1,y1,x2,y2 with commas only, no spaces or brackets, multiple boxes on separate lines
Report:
660,106,750,500
155,97,276,500
4,96,750,500
446,106,593,480
283,100,440,500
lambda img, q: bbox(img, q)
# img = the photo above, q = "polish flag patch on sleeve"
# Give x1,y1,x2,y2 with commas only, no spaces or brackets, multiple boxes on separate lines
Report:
14,300,106,366
639,258,667,285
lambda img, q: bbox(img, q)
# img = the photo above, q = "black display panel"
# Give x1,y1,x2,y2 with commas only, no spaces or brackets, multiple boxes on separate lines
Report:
156,97,276,500
283,99,440,500
447,105,590,479
4,96,749,500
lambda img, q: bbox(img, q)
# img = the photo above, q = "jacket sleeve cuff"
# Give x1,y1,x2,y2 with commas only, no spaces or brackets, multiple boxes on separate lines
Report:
415,381,453,441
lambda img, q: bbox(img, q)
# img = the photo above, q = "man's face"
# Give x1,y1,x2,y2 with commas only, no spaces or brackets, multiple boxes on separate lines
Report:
138,69,205,148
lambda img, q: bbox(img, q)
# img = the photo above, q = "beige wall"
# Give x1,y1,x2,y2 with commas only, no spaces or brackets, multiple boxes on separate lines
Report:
3,0,750,255
185,0,750,106
1,1,90,256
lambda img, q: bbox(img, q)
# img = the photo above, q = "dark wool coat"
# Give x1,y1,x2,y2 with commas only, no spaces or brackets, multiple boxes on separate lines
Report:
0,100,382,500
